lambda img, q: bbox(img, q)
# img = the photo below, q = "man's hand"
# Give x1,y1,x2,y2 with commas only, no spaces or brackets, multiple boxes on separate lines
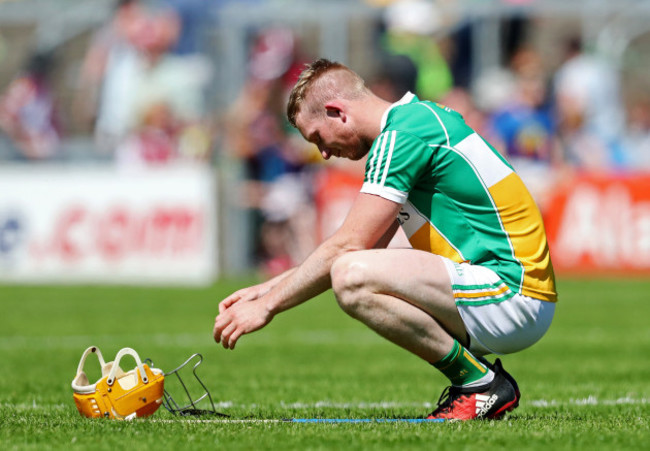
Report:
218,284,270,314
213,194,400,350
219,269,296,314
213,299,273,349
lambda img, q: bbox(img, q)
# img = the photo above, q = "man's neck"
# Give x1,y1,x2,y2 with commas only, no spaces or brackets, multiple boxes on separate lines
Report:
359,95,392,141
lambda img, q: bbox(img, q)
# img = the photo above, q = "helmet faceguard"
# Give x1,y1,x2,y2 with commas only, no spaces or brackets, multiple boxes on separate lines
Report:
153,353,227,417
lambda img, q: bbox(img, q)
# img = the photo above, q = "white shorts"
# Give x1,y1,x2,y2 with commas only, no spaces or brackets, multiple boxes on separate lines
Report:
441,258,555,356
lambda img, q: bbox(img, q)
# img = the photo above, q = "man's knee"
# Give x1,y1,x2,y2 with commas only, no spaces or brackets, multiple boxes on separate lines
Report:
330,253,371,315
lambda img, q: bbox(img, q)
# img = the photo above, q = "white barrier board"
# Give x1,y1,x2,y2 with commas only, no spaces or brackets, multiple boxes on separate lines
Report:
0,165,217,285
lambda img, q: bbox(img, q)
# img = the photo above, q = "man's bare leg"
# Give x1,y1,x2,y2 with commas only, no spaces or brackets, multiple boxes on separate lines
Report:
330,248,521,420
330,248,466,362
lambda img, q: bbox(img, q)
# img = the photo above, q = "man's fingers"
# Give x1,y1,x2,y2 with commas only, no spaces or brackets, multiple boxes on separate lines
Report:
228,329,244,350
214,297,272,351
213,313,230,342
219,294,241,313
221,323,237,349
220,286,267,314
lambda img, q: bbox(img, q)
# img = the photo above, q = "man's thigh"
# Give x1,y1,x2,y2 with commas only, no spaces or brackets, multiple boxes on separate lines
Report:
335,248,468,344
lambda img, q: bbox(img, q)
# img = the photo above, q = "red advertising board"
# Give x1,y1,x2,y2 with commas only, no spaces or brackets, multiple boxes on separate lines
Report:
544,172,650,275
313,165,364,242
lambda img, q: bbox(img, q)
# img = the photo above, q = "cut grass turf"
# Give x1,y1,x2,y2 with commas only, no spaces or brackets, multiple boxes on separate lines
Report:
0,277,648,450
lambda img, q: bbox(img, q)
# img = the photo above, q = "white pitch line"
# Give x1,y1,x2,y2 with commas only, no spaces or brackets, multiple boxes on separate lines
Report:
2,396,647,413
151,419,443,424
529,396,649,407
152,419,285,424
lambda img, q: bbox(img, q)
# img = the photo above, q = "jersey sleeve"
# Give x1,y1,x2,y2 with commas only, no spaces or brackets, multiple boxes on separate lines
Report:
361,130,430,204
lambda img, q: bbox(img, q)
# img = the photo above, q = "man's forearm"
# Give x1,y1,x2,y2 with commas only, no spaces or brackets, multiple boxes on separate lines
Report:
263,237,350,316
263,267,297,291
260,193,402,316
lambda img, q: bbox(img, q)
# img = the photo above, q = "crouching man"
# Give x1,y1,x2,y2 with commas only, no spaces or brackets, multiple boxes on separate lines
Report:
214,59,557,420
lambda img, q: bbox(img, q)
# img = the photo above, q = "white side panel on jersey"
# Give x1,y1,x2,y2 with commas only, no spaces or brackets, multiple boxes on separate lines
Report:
398,200,427,238
453,133,512,188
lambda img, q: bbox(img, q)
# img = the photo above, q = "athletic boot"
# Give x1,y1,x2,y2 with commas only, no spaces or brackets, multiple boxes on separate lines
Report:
426,364,520,420
481,358,520,407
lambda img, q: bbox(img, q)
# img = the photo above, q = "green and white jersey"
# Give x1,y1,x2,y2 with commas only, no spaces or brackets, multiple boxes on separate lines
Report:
361,93,557,302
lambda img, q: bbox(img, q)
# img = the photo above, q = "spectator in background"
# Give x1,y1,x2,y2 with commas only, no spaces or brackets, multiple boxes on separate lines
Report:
77,0,212,164
0,51,62,161
368,53,418,103
553,36,626,170
159,0,209,56
114,6,213,167
439,87,488,137
487,48,564,211
623,98,650,170
381,0,453,101
75,0,145,154
223,27,317,276
114,102,178,167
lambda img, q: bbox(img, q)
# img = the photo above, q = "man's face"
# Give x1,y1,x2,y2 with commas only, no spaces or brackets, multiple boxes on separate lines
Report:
295,109,370,161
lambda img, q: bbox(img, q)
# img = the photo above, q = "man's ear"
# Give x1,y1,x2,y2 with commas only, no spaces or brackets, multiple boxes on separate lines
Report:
325,100,347,122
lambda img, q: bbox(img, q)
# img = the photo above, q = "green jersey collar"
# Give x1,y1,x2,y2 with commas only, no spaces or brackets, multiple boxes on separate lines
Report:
380,91,418,131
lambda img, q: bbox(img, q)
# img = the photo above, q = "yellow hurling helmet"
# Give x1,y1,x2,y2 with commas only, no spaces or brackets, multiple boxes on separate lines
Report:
71,346,165,420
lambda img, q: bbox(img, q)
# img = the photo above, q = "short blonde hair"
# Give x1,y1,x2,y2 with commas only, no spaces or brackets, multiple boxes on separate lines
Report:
286,58,367,128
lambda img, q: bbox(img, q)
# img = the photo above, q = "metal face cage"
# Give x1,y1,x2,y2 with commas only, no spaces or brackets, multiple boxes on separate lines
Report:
147,353,227,417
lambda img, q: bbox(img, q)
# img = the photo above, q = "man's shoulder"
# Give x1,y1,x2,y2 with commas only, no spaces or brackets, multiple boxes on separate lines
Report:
384,99,473,147
389,98,465,126
387,99,434,122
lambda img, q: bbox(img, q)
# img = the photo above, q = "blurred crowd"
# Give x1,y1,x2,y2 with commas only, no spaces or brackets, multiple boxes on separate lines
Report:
0,0,214,166
1,0,650,274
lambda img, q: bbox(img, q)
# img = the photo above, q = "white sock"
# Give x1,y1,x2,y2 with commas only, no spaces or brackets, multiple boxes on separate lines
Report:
459,369,495,388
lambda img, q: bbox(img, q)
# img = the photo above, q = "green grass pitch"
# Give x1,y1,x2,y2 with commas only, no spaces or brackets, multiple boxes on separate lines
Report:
0,277,648,449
